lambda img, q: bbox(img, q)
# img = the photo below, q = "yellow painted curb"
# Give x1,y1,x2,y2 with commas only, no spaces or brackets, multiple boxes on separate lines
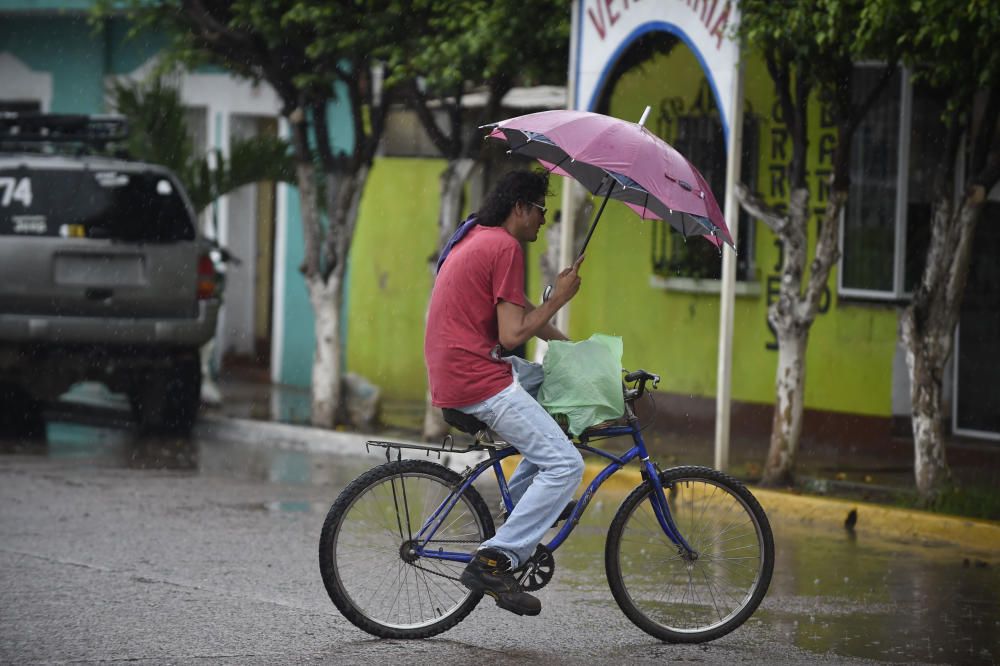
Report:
502,458,1000,554
752,487,1000,554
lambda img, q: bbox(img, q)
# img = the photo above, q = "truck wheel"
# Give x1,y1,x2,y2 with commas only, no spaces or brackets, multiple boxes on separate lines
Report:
131,354,201,436
0,383,45,438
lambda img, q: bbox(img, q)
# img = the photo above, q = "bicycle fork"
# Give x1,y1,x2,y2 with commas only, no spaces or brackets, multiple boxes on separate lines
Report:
641,458,699,560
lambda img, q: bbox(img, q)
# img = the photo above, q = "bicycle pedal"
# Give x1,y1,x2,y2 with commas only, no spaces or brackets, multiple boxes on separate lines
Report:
514,544,555,592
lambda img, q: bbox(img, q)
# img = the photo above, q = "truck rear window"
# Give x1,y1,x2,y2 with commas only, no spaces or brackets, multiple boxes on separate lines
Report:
0,168,195,242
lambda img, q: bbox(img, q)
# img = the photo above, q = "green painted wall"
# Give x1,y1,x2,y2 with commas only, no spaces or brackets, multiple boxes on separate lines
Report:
345,159,443,399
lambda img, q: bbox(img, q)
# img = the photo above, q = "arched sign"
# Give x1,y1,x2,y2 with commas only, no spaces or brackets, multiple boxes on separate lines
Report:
573,0,741,143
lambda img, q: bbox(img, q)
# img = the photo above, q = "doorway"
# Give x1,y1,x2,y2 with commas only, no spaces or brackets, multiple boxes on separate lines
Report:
223,114,278,372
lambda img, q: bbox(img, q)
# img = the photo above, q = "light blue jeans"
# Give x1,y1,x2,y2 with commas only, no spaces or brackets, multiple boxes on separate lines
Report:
456,378,584,567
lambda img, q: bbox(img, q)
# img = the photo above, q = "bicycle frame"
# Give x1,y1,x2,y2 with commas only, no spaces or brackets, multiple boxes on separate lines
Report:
410,421,698,565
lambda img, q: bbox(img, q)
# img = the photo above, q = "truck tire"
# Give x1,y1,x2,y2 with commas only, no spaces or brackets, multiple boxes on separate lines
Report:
0,383,45,438
131,354,201,436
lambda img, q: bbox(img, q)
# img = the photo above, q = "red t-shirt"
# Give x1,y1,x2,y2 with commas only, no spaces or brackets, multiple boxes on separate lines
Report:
425,225,526,408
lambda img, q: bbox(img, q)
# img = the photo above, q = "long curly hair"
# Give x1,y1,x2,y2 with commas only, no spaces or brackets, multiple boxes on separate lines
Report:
476,169,551,227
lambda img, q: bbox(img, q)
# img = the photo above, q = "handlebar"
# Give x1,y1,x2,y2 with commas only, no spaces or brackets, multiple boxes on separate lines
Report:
623,368,660,401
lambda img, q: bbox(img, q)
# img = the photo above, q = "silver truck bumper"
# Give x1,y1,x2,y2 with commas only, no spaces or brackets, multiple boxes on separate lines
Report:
0,300,220,347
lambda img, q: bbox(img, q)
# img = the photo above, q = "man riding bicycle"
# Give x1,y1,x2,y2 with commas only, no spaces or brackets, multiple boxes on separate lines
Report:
424,169,586,616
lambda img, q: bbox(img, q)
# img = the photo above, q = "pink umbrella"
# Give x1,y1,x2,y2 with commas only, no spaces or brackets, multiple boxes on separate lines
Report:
484,109,734,256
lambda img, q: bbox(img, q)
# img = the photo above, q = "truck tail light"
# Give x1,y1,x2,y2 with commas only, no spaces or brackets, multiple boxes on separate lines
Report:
197,255,217,300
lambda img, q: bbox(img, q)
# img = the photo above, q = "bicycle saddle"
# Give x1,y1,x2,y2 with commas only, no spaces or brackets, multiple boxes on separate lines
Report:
441,408,489,435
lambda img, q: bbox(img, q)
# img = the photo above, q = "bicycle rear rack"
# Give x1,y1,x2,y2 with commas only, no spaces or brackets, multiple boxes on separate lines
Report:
365,433,512,460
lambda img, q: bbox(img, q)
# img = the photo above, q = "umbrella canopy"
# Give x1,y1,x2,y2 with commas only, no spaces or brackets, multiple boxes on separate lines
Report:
484,109,734,252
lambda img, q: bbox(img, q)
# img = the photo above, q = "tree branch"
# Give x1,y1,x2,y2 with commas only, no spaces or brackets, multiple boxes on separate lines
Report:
359,68,394,167
970,86,1000,186
288,107,321,279
801,190,846,321
178,1,302,111
311,97,337,173
405,78,457,158
465,77,512,159
448,83,464,155
973,142,1000,194
789,62,811,189
735,183,789,234
344,65,365,168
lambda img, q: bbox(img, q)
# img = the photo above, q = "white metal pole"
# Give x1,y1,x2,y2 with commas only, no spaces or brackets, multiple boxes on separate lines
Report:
714,55,746,473
556,0,581,335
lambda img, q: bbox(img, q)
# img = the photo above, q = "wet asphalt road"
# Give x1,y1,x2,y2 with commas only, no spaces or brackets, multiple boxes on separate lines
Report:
1,419,998,665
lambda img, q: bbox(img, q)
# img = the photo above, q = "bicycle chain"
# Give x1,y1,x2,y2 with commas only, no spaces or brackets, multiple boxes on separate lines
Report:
408,561,461,581
404,539,479,582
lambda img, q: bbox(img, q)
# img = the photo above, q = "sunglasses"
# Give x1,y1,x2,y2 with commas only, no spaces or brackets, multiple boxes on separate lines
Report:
527,201,548,215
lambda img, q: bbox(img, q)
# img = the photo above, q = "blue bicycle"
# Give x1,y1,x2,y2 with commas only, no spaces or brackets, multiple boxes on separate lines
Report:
319,370,774,643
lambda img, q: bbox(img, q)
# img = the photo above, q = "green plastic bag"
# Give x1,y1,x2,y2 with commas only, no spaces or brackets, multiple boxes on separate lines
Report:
538,334,624,436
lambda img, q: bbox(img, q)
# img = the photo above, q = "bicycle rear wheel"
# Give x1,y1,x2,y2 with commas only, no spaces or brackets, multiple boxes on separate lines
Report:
605,466,774,643
319,459,494,639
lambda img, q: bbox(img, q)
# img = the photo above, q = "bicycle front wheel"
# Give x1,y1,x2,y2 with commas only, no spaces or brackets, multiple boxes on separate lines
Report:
605,466,774,643
319,459,495,639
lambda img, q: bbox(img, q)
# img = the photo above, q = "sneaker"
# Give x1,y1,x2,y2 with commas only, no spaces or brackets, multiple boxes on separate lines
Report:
556,500,577,525
499,500,577,528
459,548,541,616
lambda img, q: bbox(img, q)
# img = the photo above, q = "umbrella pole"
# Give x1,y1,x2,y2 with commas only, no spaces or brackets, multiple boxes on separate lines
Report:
577,181,614,260
543,181,612,302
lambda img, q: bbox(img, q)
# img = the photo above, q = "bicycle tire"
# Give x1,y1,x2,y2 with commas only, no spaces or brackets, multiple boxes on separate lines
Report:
605,465,774,643
319,459,495,639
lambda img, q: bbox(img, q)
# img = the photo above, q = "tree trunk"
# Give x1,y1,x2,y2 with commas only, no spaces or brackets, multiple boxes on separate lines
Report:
900,309,951,501
290,158,336,427
308,275,342,428
762,327,808,486
757,187,846,487
899,185,986,501
305,165,370,428
422,158,476,441
758,188,808,486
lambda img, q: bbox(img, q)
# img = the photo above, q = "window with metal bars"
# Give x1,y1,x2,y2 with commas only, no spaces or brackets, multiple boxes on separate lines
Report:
651,112,758,281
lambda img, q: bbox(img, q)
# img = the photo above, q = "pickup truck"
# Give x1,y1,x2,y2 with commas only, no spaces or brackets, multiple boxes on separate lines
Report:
0,114,220,436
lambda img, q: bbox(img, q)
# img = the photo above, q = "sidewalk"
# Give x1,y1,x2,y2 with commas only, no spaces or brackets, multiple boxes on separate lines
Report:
201,367,1000,548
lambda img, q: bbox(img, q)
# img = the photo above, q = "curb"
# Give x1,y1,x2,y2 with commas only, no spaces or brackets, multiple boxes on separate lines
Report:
194,415,486,470
200,415,1000,555
195,415,402,459
751,487,1000,554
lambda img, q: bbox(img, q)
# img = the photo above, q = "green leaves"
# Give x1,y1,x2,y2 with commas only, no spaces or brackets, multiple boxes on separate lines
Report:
382,0,569,97
857,0,1000,118
740,0,879,88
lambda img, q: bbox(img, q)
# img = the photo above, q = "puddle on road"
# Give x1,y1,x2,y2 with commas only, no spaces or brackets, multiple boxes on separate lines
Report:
0,419,374,494
757,521,1000,664
2,419,998,663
